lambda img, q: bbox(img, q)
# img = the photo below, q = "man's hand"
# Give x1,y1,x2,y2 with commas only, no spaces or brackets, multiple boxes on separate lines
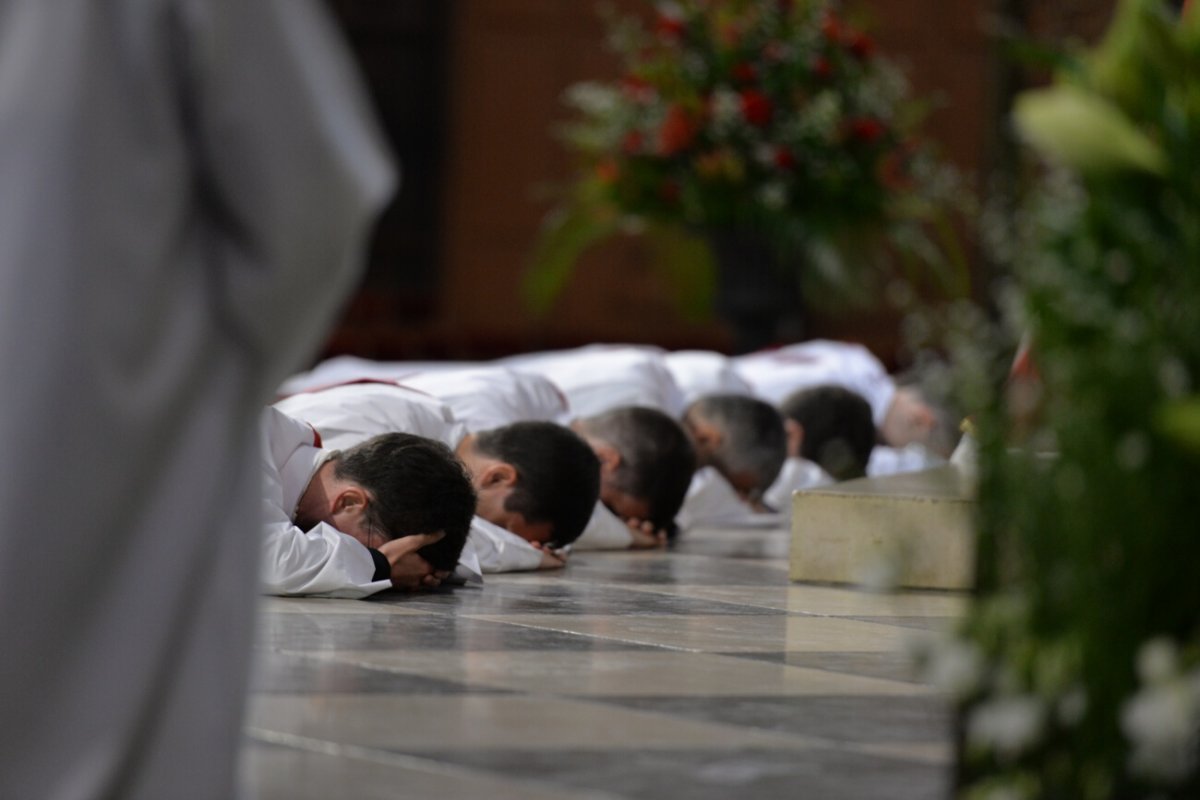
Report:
377,531,449,591
531,541,569,570
624,518,668,549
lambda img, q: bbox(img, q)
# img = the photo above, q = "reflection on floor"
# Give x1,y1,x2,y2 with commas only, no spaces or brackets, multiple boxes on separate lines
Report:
245,525,967,799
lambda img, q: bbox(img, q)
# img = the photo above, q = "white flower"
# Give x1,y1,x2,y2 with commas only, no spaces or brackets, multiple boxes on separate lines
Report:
1056,686,1088,726
1121,677,1199,783
1137,637,1180,686
564,83,621,116
1115,431,1150,471
709,87,742,129
967,695,1046,761
758,182,787,211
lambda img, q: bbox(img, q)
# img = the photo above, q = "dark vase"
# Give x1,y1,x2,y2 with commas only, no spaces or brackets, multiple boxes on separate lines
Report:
706,230,805,354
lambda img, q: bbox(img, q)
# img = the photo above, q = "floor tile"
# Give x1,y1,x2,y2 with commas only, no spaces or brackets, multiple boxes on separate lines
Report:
255,609,658,652
245,740,618,800
392,581,786,617
248,694,825,751
302,650,928,697
614,583,968,617
460,613,930,653
590,694,952,743
420,748,949,800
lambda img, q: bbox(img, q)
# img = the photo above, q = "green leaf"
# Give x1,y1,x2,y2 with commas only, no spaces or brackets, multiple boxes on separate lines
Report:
1014,84,1168,176
523,203,621,315
1155,397,1200,455
645,225,717,321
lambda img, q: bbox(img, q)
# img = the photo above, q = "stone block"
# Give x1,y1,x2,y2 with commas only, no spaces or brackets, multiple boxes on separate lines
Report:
790,466,975,591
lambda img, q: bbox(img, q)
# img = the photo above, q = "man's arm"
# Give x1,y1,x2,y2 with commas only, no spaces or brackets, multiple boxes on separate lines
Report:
260,518,391,599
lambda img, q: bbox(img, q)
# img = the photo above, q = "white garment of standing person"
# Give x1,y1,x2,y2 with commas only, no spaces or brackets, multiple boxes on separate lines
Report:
0,3,394,798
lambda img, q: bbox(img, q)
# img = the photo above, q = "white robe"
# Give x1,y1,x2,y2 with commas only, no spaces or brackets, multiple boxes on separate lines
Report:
762,457,835,522
664,349,755,406
733,340,899,428
502,344,686,419
390,365,635,553
399,366,570,432
277,355,484,396
273,382,537,575
0,3,393,798
260,408,391,598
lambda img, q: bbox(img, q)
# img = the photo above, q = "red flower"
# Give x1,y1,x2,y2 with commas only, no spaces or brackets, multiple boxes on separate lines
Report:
622,130,645,154
811,56,833,80
621,75,656,106
658,104,697,156
656,13,686,41
773,146,796,170
848,117,885,144
740,89,773,127
847,32,875,61
731,61,758,84
820,12,843,43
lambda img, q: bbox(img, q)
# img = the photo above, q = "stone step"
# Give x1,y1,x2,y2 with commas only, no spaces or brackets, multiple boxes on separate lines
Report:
790,466,976,591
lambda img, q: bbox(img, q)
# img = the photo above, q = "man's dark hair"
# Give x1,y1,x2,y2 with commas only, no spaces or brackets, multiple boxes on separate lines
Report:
576,406,696,529
474,421,600,546
687,394,787,495
780,385,876,481
333,432,476,570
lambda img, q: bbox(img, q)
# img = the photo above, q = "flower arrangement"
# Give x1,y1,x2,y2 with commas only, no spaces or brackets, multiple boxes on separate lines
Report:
525,0,963,317
925,1,1200,797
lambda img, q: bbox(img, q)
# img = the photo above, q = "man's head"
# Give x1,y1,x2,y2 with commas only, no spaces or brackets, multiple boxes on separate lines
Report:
780,385,876,482
324,433,476,570
683,394,787,502
456,422,600,548
572,406,696,530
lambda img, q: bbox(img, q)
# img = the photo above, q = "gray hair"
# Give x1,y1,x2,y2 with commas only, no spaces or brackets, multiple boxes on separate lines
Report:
687,394,787,494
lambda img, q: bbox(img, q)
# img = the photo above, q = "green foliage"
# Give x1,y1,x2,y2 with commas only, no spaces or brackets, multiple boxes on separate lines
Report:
950,2,1200,796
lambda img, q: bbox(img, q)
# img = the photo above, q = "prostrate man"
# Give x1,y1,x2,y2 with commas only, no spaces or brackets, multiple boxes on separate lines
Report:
275,381,601,573
398,364,700,550
732,340,956,469
262,407,474,597
780,385,878,483
571,406,697,545
504,345,792,536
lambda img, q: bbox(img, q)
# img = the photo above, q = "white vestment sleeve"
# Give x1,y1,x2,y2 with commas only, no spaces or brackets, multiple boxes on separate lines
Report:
260,520,390,599
467,517,546,573
763,457,834,521
676,468,754,530
571,502,635,550
867,444,945,477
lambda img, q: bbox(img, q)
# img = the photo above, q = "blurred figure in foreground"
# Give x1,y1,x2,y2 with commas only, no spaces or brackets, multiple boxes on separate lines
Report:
0,2,394,798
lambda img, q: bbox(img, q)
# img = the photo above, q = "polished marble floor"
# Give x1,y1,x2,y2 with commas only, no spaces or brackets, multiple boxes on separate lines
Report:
245,526,966,799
